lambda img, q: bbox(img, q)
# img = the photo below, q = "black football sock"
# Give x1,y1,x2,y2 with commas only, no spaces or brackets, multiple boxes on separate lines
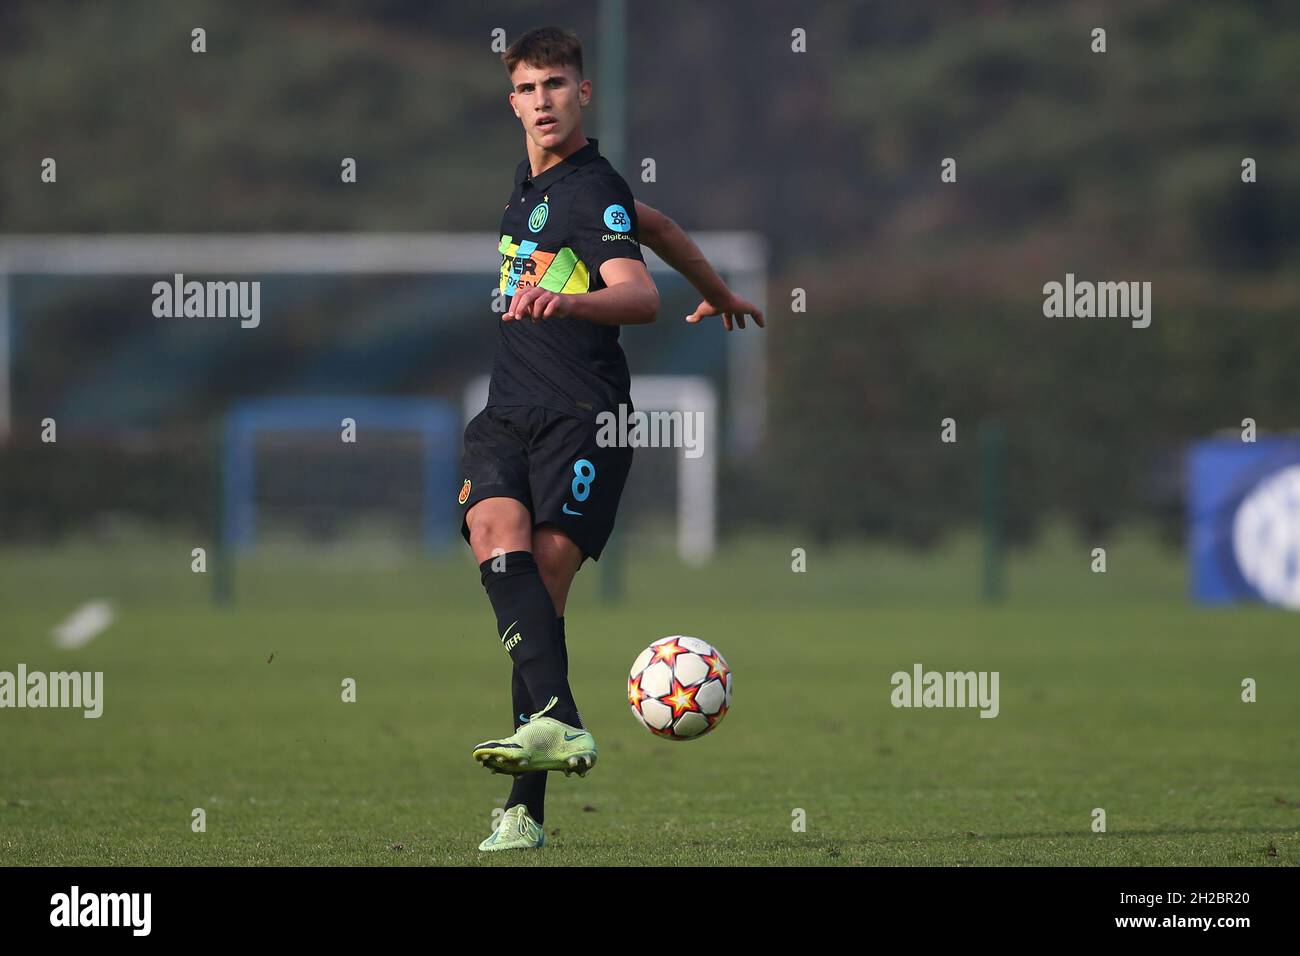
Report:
505,664,546,823
480,552,580,726
505,617,570,823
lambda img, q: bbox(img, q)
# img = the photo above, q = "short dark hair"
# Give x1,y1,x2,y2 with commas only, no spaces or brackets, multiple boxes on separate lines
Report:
502,26,583,78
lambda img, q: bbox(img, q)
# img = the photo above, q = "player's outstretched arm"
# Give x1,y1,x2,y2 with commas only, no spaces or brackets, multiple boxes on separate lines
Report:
634,200,765,332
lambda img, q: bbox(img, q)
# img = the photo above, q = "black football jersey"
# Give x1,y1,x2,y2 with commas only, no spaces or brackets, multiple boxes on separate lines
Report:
488,138,645,417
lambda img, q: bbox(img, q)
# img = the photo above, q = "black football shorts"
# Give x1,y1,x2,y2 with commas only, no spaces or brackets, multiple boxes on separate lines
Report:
458,405,634,561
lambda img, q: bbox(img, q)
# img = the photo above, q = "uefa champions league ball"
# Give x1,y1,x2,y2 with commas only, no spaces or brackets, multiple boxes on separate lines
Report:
627,636,732,740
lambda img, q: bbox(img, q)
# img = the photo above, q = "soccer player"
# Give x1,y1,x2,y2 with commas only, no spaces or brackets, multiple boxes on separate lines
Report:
463,26,764,852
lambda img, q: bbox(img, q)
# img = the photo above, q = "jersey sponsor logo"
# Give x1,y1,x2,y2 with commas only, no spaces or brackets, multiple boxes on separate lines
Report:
505,254,539,278
561,502,583,516
528,201,549,233
601,233,637,242
603,203,631,232
500,238,542,297
458,478,472,505
498,235,591,296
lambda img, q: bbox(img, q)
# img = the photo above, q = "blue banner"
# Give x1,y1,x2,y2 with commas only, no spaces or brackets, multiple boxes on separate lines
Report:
1188,436,1300,608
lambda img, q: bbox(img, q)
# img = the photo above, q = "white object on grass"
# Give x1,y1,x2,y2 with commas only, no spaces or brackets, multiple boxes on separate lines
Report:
51,600,115,649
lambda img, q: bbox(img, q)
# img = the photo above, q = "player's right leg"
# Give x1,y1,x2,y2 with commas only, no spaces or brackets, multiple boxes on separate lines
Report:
463,515,595,776
460,407,582,732
460,412,591,780
480,524,597,784
500,533,581,828
465,496,584,741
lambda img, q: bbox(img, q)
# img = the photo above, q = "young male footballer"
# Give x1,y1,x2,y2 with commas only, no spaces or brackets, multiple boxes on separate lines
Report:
463,26,763,852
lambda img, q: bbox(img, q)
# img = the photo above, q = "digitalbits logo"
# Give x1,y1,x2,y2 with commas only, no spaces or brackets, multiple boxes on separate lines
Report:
603,204,631,232
1232,464,1300,609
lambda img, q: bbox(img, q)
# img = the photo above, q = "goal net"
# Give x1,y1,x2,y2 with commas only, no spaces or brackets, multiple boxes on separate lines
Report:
220,396,459,555
0,232,766,600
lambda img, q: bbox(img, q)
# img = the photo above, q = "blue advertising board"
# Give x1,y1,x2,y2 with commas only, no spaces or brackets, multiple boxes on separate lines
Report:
1189,436,1300,608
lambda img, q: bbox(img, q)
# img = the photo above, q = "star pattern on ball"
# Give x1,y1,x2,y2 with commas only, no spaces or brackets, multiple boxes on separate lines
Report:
661,677,701,720
651,639,688,666
627,673,647,708
629,638,731,741
702,650,729,681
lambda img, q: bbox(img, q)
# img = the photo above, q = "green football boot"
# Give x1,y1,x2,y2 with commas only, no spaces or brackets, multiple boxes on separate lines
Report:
472,696,597,777
478,805,545,852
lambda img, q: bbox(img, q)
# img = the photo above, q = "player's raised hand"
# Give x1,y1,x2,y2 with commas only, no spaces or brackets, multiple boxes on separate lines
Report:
685,292,765,331
505,286,571,322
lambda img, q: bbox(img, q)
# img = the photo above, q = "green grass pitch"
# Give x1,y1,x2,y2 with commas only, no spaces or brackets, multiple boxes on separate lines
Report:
1,529,1297,866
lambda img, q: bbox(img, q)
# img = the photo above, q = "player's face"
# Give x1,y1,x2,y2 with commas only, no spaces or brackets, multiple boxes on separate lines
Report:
508,62,589,150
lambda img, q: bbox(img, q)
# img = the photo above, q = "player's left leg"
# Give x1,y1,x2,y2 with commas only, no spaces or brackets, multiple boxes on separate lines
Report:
532,524,585,617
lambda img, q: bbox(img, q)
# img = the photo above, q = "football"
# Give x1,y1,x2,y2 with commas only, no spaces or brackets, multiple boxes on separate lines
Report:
627,636,732,740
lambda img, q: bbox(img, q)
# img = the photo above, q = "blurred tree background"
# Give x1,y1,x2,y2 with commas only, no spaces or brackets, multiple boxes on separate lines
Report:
1,0,1297,547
